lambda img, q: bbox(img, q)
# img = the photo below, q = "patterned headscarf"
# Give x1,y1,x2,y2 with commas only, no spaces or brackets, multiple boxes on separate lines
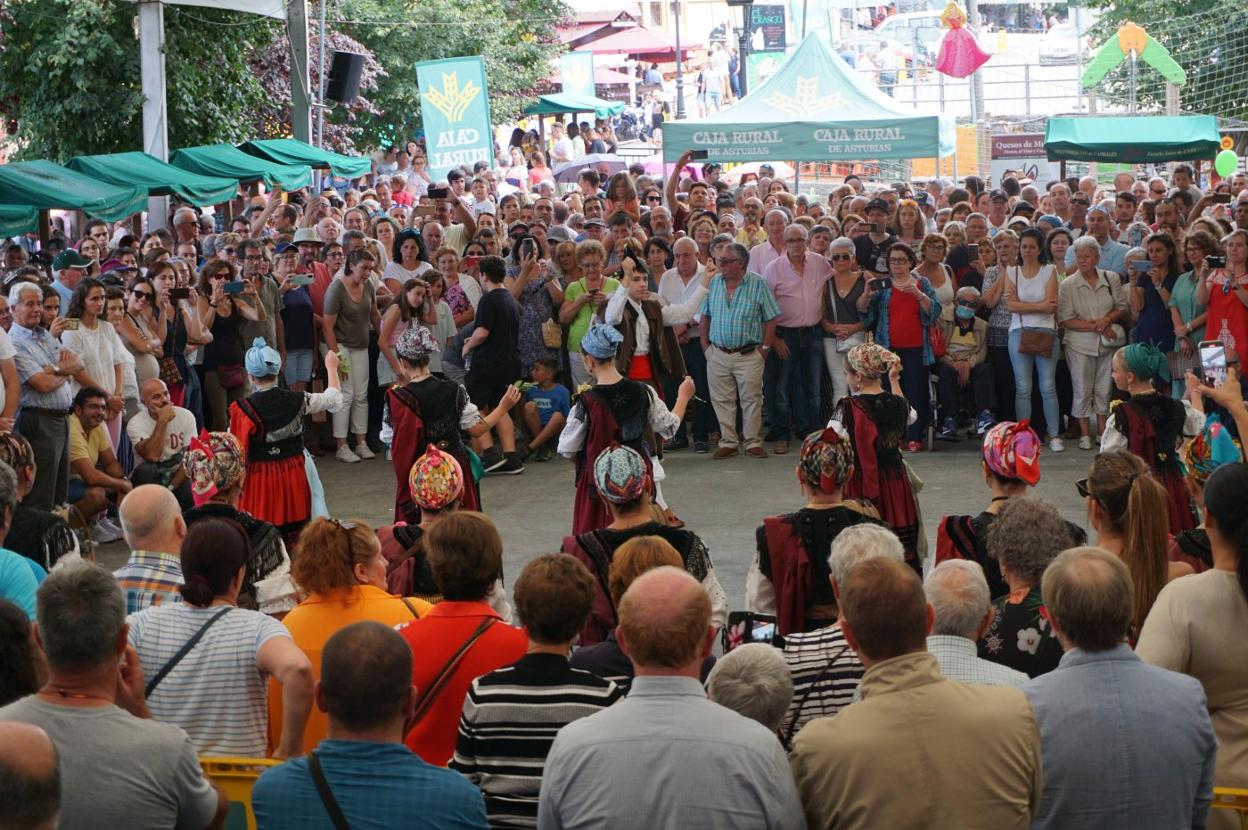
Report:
982,420,1042,486
1119,342,1170,381
1183,414,1241,484
846,342,899,379
593,444,648,505
798,423,855,494
244,337,282,378
581,322,624,360
182,431,245,506
396,325,441,363
408,446,465,511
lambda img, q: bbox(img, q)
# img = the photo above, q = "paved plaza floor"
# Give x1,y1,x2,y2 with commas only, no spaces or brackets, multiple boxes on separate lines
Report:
96,436,1097,606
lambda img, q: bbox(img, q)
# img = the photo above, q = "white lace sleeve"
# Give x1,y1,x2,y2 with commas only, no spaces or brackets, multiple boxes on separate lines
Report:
304,387,344,416
646,384,682,438
745,551,777,615
557,401,587,458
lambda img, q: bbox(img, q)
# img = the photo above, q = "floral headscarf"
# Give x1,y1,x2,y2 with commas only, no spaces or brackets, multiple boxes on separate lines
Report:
408,446,465,511
982,420,1042,486
798,424,855,494
846,342,899,379
1183,414,1241,484
593,444,648,504
396,324,441,363
182,431,245,506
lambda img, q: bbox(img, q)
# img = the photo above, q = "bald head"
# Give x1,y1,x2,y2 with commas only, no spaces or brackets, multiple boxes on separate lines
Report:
617,566,712,673
0,721,60,829
119,485,185,552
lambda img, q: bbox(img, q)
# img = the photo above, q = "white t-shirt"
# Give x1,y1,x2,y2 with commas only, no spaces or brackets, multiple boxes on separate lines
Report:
1008,265,1058,331
0,328,14,416
62,319,123,397
381,260,431,287
126,406,198,462
127,603,290,756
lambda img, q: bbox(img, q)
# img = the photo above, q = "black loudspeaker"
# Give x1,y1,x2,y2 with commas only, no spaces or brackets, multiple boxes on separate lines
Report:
325,51,366,105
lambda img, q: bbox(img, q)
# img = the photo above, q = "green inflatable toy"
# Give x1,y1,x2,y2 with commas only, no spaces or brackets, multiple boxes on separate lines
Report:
1082,22,1186,89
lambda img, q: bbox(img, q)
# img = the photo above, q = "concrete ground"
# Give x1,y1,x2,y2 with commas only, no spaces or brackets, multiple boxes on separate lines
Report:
96,435,1096,604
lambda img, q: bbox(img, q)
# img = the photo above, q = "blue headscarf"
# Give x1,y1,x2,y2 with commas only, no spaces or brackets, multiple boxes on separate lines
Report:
245,337,282,378
581,322,623,360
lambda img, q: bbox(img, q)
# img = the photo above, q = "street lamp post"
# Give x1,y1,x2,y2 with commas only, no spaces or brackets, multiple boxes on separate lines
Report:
726,0,755,98
673,0,686,119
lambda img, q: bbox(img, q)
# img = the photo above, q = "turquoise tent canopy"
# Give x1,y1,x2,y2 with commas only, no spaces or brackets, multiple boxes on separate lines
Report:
169,145,312,190
0,205,38,237
66,152,240,206
524,92,626,119
238,138,372,179
0,160,147,222
662,34,955,163
1044,116,1220,164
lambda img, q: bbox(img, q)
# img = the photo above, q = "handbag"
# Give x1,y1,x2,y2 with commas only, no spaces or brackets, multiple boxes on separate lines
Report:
216,363,246,390
158,354,182,386
403,617,495,738
1018,327,1056,356
308,751,353,830
827,278,867,353
541,317,564,349
928,321,947,359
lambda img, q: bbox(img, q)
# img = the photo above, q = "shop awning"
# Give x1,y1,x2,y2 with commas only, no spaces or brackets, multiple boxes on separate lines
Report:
0,205,38,238
1044,115,1221,163
524,92,627,119
66,151,240,207
238,138,372,179
169,144,312,190
549,66,636,87
0,160,148,222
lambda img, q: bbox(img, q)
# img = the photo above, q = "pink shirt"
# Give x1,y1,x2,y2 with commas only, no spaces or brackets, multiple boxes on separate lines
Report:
748,239,785,276
763,251,832,327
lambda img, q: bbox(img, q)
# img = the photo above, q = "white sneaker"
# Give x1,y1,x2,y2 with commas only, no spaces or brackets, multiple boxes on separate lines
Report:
1078,435,1093,451
89,519,123,544
354,442,376,460
336,445,361,464
385,447,392,461
1049,437,1065,453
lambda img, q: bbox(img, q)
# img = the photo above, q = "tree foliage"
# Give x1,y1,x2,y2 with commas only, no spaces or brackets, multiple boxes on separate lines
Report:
337,0,569,148
1082,0,1248,124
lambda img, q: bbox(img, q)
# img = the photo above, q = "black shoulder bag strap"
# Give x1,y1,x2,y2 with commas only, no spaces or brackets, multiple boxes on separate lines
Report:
307,751,352,830
144,606,232,698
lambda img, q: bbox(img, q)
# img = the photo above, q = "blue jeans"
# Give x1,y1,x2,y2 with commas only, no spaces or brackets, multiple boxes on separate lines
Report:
1008,327,1060,437
763,326,824,441
664,337,713,443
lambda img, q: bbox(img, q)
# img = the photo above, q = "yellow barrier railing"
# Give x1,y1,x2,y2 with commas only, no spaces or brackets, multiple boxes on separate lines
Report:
200,756,282,830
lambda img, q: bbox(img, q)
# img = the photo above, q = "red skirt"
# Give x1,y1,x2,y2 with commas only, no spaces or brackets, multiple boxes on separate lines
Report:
846,462,920,569
239,455,311,532
1158,467,1198,534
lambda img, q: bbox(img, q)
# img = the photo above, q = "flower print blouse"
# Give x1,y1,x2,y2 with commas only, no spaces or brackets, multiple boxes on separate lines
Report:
976,585,1064,678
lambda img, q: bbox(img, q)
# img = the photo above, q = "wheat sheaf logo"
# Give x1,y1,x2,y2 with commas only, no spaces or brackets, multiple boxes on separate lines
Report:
763,76,845,118
563,64,592,92
424,72,481,122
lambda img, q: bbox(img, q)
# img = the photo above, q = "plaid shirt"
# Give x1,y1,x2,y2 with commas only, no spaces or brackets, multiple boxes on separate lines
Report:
699,272,781,350
114,550,184,615
927,634,1028,687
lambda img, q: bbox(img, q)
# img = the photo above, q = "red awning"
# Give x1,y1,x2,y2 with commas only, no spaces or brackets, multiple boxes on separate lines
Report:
584,27,700,58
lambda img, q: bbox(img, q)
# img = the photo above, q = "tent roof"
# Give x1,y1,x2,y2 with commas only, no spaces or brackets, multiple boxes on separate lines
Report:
584,27,699,58
524,92,626,118
238,138,372,179
0,205,37,238
662,34,954,163
66,152,239,207
169,145,312,190
549,65,635,86
0,160,147,221
1044,115,1221,163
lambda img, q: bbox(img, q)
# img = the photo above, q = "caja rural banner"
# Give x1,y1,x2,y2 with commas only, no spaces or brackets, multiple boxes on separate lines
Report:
416,56,494,181
560,51,596,97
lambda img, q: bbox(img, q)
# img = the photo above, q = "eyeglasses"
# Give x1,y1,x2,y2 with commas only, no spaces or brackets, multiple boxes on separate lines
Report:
1150,188,1166,195
830,253,853,261
132,290,154,301
1075,478,1090,498
243,255,264,262
715,257,740,265
888,258,912,266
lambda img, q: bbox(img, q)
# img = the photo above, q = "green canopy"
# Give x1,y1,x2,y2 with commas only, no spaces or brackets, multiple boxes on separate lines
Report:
169,144,312,190
238,138,372,179
0,160,147,222
663,34,955,164
668,34,948,164
0,205,38,237
1044,116,1221,164
66,152,239,207
524,92,626,119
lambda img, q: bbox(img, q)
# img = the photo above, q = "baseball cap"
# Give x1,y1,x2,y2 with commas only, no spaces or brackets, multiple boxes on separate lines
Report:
1011,200,1036,216
865,198,891,214
914,191,932,207
292,228,322,246
274,241,297,255
583,217,606,228
989,189,1009,202
52,250,91,271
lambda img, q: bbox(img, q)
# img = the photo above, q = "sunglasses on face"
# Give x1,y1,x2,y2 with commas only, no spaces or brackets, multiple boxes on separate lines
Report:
133,290,154,301
222,247,236,255
647,195,662,203
831,253,853,261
